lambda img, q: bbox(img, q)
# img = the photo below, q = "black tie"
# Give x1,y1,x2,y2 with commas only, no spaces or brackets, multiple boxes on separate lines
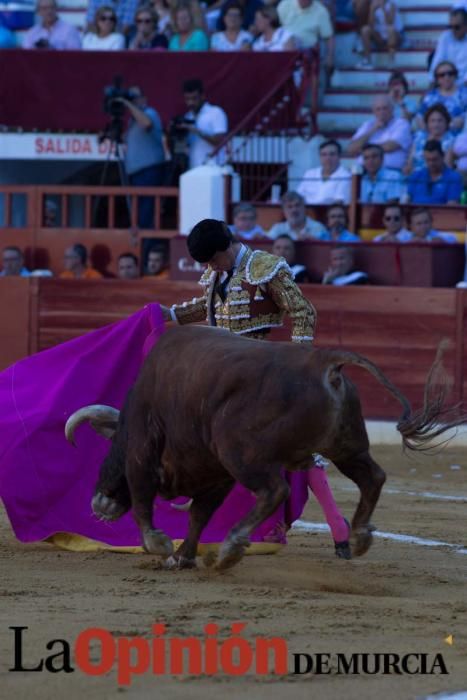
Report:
216,269,234,303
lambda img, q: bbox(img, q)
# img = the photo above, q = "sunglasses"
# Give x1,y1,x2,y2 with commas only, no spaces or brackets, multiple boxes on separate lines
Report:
136,17,153,23
99,14,115,20
436,70,455,78
384,216,401,221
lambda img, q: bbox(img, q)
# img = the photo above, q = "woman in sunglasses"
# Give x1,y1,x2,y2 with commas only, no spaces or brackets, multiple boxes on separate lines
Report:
82,6,125,50
417,61,467,133
128,7,169,49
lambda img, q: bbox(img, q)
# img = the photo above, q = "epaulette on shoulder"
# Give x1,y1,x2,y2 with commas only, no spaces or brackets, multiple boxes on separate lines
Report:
245,251,292,285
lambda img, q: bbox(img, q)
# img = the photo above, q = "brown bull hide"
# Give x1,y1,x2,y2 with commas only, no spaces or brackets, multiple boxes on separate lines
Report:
67,326,462,570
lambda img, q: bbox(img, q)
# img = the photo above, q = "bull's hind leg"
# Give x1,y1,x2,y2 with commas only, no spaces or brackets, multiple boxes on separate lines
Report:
165,479,235,570
333,450,386,557
216,469,289,571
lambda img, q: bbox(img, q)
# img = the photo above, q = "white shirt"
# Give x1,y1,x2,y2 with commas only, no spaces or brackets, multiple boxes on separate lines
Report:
297,164,351,204
277,0,333,48
186,102,228,168
351,117,412,170
253,27,294,52
429,30,467,84
211,30,252,51
82,32,125,50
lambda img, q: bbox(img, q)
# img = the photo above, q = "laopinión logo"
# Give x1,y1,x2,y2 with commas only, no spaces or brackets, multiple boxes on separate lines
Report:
8,624,449,685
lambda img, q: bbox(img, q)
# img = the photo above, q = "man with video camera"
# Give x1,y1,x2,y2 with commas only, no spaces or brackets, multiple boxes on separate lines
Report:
177,78,228,170
117,85,166,229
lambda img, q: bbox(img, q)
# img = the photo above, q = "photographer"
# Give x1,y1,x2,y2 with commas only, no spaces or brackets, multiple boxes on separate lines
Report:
118,86,166,229
179,78,228,169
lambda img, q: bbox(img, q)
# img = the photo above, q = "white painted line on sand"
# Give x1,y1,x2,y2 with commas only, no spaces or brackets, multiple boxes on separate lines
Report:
338,485,467,503
293,520,467,556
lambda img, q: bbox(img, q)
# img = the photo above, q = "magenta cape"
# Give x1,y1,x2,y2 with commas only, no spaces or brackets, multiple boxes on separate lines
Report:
0,304,308,547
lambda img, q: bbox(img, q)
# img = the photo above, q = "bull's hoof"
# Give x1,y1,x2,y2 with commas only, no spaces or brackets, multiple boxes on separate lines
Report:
352,529,373,557
92,492,129,521
164,554,197,570
202,551,218,568
142,529,174,557
215,536,249,571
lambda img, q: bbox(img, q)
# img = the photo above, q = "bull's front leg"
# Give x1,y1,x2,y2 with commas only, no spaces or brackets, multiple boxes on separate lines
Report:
333,450,386,557
216,469,289,571
165,479,235,570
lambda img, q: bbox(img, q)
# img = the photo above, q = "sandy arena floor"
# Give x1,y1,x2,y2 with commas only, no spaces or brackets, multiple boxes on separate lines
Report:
1,445,467,700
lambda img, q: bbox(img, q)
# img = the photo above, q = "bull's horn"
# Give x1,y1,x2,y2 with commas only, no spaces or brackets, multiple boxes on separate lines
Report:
170,499,193,512
65,405,120,445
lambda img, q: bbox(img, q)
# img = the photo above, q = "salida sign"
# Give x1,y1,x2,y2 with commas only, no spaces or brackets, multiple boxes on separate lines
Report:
0,133,116,161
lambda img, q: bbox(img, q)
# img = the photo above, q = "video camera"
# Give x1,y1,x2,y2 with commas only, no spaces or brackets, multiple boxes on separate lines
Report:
103,75,138,119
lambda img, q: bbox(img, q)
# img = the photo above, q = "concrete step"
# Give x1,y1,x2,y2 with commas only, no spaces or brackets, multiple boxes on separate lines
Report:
317,111,373,133
58,8,86,27
405,28,444,47
399,9,450,27
396,0,453,7
322,91,423,109
330,68,431,91
337,49,430,70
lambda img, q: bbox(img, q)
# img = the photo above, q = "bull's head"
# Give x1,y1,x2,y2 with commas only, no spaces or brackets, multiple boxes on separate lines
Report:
65,404,131,521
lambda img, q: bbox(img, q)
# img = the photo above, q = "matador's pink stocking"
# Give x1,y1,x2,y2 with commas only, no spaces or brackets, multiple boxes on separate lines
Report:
308,465,350,544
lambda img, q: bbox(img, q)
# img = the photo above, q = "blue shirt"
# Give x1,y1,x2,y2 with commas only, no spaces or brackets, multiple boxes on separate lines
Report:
407,166,463,204
320,229,361,242
360,167,405,203
124,106,165,176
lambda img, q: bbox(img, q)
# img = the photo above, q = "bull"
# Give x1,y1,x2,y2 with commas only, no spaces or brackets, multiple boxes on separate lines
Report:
65,325,461,570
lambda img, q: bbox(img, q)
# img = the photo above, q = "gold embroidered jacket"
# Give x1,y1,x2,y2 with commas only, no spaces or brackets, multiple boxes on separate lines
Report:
171,247,316,342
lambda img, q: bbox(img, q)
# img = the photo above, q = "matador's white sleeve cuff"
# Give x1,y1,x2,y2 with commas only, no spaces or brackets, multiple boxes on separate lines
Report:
169,305,179,323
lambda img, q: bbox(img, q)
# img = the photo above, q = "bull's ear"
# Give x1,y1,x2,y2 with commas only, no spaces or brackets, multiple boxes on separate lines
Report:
65,405,120,445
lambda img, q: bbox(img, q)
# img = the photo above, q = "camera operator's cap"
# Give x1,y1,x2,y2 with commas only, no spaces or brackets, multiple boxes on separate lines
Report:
187,219,233,263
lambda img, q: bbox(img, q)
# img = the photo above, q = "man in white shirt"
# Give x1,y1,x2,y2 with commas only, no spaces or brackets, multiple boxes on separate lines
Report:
297,139,351,204
268,191,327,240
429,8,467,84
278,0,334,71
180,78,228,169
347,95,412,171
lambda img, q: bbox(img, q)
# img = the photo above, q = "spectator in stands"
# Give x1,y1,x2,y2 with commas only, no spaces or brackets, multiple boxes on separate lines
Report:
43,198,59,227
122,85,165,228
252,6,296,51
85,0,139,35
152,0,172,36
407,140,463,204
277,0,334,71
117,252,140,279
145,244,169,277
448,131,467,181
168,5,209,50
181,78,228,168
429,8,467,86
23,0,82,49
272,234,311,282
127,7,169,49
352,0,370,53
387,71,418,122
216,0,263,33
229,203,266,239
59,244,102,279
0,25,16,48
407,207,458,243
322,246,368,285
356,0,404,69
211,3,253,50
323,204,360,242
297,139,351,205
347,95,412,171
373,203,411,241
0,247,30,277
360,143,405,203
418,62,467,133
82,6,125,49
268,191,327,240
405,104,456,174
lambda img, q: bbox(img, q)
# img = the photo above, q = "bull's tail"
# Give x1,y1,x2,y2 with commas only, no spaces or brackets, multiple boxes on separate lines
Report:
328,340,463,452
